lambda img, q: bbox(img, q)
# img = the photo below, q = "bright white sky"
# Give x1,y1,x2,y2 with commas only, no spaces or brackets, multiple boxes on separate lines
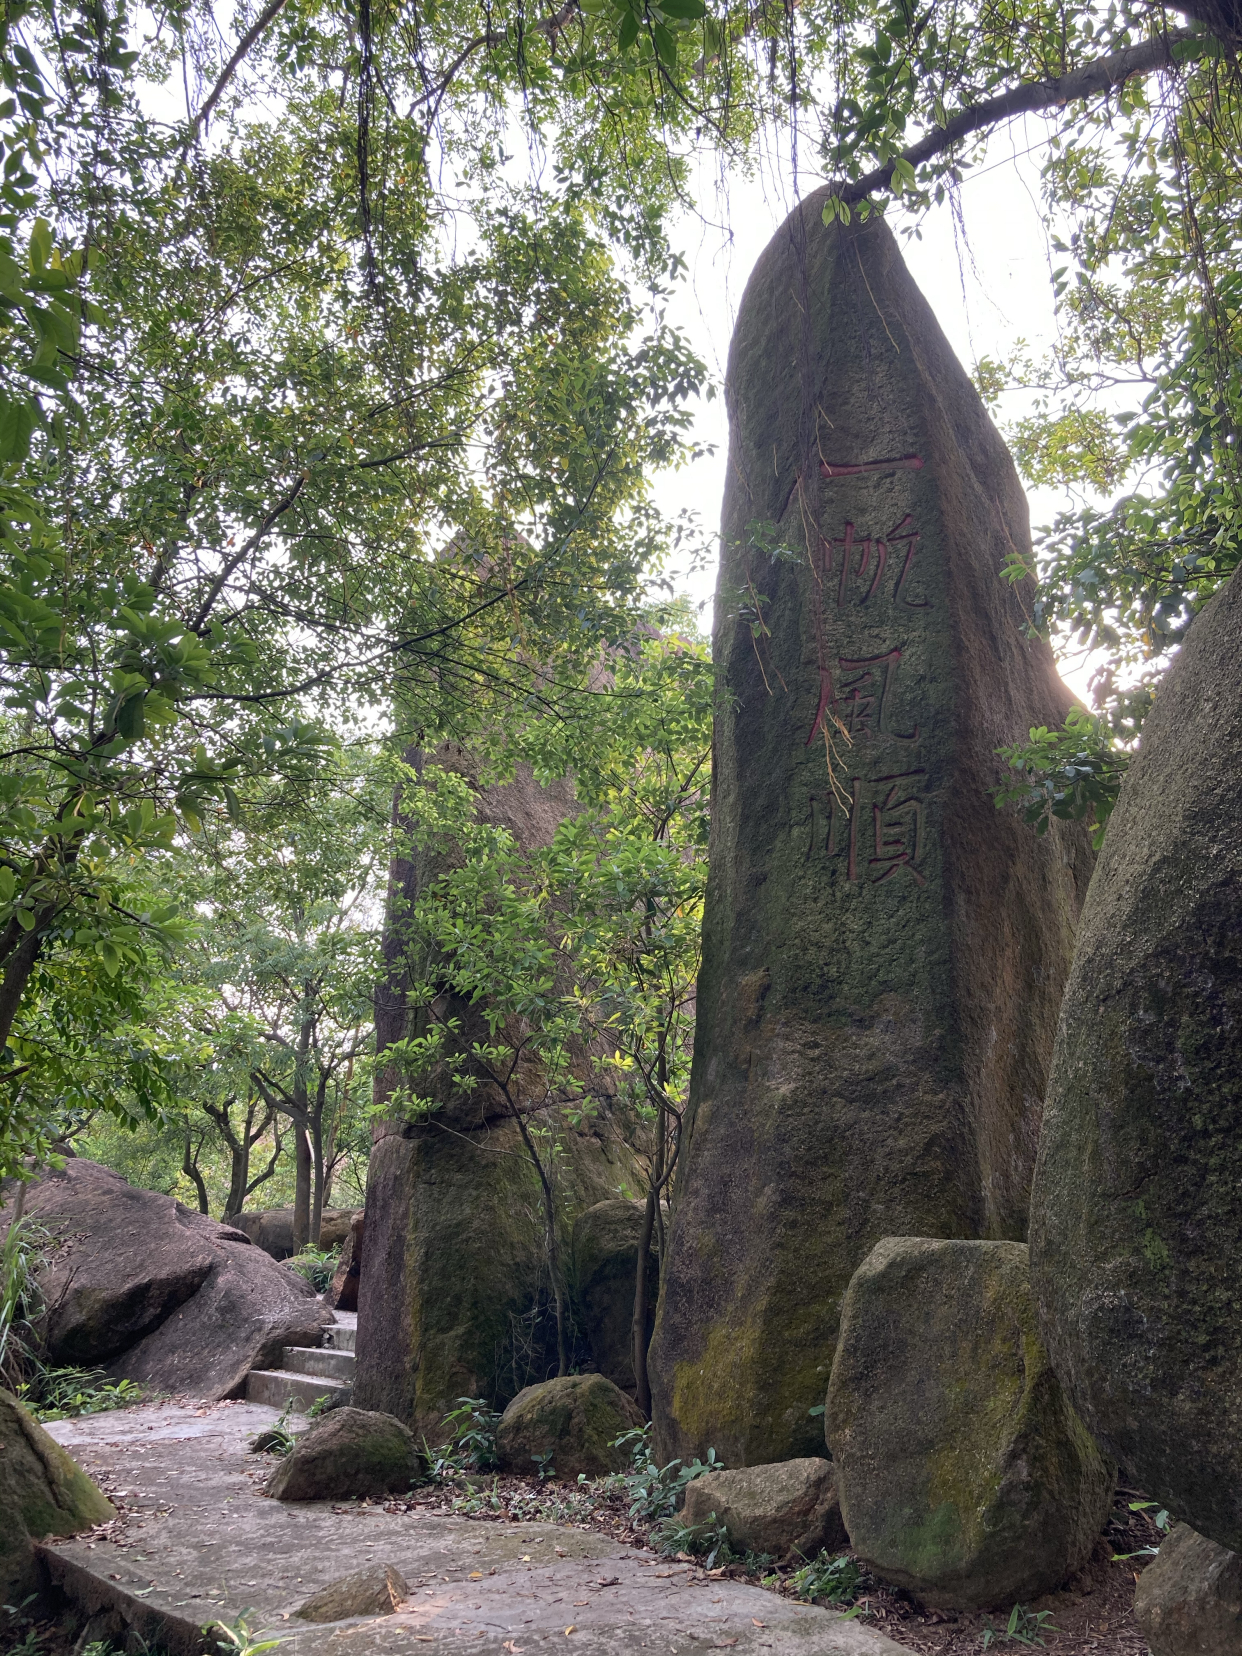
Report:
647,116,1102,702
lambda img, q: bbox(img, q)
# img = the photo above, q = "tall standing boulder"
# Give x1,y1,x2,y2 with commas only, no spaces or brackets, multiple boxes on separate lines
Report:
1030,565,1242,1550
355,746,643,1437
649,198,1093,1466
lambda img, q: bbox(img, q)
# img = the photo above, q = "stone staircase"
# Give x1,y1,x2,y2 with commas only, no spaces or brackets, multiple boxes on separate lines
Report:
245,1311,356,1412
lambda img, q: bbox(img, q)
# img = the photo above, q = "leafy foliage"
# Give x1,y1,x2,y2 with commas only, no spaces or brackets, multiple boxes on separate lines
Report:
787,1551,866,1606
428,1396,503,1475
17,1366,142,1421
980,1605,1060,1648
606,1421,724,1520
284,1246,340,1294
993,707,1129,848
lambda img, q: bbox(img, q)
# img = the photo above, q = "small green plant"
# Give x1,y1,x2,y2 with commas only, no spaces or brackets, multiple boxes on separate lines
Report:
607,1422,724,1520
1113,1499,1172,1560
980,1605,1059,1648
305,1392,337,1420
788,1552,864,1606
209,1613,287,1656
651,1513,732,1568
17,1367,143,1421
532,1449,555,1480
284,1247,340,1294
0,1216,48,1393
249,1402,298,1457
3,1630,42,1656
427,1396,501,1478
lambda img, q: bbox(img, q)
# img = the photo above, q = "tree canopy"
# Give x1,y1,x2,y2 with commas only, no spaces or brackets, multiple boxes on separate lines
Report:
0,0,1238,1180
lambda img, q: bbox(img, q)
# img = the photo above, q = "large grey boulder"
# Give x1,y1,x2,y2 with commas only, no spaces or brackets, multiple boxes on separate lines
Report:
1030,564,1242,1551
649,198,1093,1468
0,1388,115,1602
682,1458,845,1564
110,1232,331,1400
0,1159,330,1397
1134,1525,1242,1656
495,1374,643,1479
226,1207,357,1260
4,1159,221,1364
826,1238,1112,1610
267,1407,422,1501
572,1199,657,1395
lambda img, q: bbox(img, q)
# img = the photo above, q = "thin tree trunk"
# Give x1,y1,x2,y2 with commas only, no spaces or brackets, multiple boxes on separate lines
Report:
0,926,43,1053
632,1185,657,1416
182,1127,210,1214
310,1072,328,1242
246,1120,283,1200
513,1107,567,1378
293,1124,312,1248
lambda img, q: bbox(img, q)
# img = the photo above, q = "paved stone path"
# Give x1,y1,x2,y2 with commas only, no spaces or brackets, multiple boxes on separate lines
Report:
42,1402,904,1656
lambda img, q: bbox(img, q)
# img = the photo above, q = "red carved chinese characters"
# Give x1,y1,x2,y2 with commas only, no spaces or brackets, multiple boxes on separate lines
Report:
807,770,927,886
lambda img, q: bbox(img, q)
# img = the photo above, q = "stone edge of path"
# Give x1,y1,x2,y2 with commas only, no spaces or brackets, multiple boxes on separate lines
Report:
38,1402,908,1656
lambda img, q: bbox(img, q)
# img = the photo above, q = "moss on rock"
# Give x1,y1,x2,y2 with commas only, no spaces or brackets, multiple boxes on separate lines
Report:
826,1238,1112,1610
648,198,1093,1470
0,1388,115,1601
1030,565,1242,1553
267,1406,423,1502
496,1374,643,1479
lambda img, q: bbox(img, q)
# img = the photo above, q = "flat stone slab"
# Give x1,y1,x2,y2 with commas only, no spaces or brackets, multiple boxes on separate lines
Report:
41,1402,903,1656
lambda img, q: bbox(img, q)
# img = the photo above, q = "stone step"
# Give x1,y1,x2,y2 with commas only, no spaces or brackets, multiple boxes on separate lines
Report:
281,1345,355,1380
325,1323,356,1352
244,1368,351,1412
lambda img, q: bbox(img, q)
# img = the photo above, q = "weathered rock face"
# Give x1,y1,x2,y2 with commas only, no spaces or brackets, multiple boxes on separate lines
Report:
355,746,643,1437
267,1407,423,1501
1133,1525,1242,1656
682,1459,845,1565
0,1388,115,1601
110,1231,330,1400
496,1374,643,1479
1,1159,330,1396
1029,566,1242,1552
295,1563,410,1621
648,200,1092,1467
328,1211,365,1312
572,1199,657,1396
825,1238,1112,1610
6,1159,219,1364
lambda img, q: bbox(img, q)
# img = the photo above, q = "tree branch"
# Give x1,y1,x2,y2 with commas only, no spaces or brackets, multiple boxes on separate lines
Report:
840,28,1211,205
180,0,295,157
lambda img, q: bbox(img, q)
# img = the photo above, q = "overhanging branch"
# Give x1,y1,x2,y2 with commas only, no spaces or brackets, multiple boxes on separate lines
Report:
840,27,1211,205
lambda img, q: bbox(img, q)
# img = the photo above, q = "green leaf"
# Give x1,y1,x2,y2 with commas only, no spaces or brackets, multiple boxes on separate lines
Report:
617,10,640,50
659,0,707,18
